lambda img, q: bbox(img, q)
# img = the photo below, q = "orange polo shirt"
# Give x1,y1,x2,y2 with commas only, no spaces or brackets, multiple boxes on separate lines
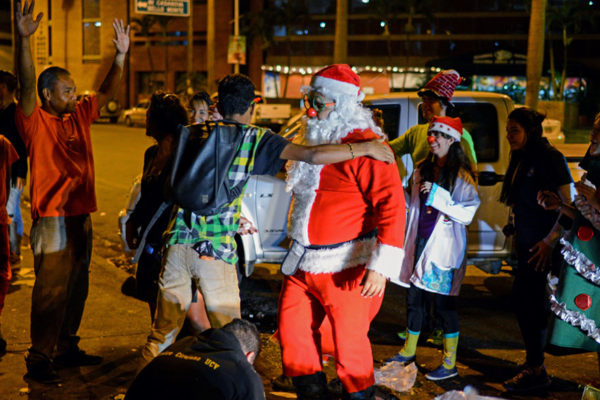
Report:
15,95,99,219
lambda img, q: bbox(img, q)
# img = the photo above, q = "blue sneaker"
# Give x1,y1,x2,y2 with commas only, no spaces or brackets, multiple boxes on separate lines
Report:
384,353,416,364
426,365,458,381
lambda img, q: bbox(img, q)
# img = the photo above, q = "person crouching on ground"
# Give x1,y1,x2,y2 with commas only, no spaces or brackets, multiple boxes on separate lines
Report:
387,116,480,381
278,64,406,399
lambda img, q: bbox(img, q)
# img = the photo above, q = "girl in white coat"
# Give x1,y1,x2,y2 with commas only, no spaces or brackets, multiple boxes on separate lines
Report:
388,116,480,381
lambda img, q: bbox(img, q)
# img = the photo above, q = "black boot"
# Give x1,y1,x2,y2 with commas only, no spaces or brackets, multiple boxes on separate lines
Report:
343,385,376,400
292,372,331,400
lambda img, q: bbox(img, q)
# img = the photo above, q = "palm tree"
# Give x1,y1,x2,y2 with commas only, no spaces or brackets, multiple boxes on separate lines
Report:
241,0,310,97
131,15,157,91
546,0,595,100
525,0,547,109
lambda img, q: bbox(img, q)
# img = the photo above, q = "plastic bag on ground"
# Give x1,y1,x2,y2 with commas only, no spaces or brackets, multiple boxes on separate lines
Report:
374,361,418,392
434,385,506,400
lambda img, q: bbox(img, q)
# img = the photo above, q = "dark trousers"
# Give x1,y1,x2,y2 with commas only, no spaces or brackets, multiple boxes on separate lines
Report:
406,284,459,334
406,236,459,334
29,215,92,361
513,242,550,367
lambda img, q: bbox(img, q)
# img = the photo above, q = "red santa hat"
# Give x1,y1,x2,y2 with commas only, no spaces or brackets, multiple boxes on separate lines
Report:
418,70,462,101
428,116,463,141
309,64,364,101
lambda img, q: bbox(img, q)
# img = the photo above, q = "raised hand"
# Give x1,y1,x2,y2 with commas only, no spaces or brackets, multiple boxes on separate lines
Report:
112,19,130,55
15,0,43,38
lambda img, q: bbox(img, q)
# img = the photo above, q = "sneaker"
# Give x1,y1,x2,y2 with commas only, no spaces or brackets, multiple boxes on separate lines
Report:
426,329,443,347
384,353,416,365
25,358,62,384
426,365,458,381
271,374,295,392
54,349,103,367
503,366,551,393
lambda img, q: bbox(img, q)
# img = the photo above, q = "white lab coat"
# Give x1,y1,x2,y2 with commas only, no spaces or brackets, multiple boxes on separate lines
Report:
394,167,480,296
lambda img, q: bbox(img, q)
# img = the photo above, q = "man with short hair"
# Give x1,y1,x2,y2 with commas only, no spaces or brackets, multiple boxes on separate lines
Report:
141,73,394,362
279,64,406,399
0,71,27,267
127,319,265,399
15,1,130,383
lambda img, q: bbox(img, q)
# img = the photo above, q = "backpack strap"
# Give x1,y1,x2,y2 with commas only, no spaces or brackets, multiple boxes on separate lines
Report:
132,201,173,264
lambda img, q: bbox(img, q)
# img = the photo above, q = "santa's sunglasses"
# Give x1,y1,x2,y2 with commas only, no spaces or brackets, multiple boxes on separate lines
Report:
302,94,335,113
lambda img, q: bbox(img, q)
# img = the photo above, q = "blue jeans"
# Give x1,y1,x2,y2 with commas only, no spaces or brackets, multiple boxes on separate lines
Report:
6,185,23,255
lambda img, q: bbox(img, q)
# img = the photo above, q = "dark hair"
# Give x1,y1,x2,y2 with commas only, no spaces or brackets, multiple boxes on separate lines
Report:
222,318,260,359
188,90,212,108
500,107,548,205
418,140,475,192
0,70,17,93
147,91,188,141
37,66,70,103
217,74,255,118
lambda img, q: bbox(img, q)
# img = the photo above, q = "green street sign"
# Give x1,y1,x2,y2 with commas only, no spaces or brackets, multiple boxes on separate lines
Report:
136,0,190,17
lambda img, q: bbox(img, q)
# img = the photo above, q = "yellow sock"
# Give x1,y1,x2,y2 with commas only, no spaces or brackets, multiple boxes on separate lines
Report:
400,329,420,357
442,333,459,369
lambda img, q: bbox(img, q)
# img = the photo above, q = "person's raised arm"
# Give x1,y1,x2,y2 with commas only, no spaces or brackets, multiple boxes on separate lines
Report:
97,19,130,109
15,0,43,117
279,140,394,165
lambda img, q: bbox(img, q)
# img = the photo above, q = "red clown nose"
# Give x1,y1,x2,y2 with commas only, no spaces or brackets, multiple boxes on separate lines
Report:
427,135,436,144
307,108,317,118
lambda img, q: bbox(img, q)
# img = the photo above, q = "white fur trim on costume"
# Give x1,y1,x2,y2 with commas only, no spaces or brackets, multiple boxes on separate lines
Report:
429,121,461,141
298,237,377,274
312,75,361,98
366,243,405,279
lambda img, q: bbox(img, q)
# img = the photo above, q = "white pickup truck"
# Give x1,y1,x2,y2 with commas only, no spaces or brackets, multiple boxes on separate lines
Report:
238,91,515,276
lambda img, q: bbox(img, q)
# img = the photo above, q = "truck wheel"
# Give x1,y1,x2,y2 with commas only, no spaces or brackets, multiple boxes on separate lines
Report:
110,116,118,124
125,116,133,127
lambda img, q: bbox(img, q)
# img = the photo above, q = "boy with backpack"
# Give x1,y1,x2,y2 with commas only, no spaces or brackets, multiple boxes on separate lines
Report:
141,74,394,362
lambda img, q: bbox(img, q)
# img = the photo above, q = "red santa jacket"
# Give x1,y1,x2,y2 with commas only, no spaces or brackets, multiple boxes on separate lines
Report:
287,128,406,277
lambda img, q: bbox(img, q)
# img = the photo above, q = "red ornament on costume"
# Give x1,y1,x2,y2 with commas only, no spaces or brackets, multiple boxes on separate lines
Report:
575,293,592,311
578,226,594,241
306,108,317,118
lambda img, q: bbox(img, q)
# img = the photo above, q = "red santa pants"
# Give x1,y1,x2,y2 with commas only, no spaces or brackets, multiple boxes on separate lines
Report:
278,266,383,393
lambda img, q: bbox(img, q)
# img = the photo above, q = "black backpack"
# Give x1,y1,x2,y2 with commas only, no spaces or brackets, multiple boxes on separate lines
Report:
169,120,248,216
132,120,248,263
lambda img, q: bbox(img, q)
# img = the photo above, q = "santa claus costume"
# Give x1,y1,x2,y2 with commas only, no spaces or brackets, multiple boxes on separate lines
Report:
278,64,406,399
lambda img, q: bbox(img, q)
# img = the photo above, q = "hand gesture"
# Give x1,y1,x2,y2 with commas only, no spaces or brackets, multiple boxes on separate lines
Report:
528,240,551,272
537,190,561,210
237,216,258,235
15,1,43,38
361,269,386,298
112,19,130,55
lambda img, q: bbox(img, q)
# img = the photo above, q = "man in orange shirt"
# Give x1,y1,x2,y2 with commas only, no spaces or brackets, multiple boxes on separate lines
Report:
15,1,130,383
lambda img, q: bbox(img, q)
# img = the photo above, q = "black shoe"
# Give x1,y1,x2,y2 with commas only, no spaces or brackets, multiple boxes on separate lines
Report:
25,356,62,384
54,349,103,367
503,366,551,393
272,374,295,391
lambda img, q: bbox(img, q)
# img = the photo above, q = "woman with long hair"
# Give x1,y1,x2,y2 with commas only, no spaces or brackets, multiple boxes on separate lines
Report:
388,116,480,381
500,107,573,393
125,91,211,333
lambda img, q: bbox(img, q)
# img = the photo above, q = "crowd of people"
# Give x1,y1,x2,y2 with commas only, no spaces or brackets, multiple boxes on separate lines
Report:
1,2,600,400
